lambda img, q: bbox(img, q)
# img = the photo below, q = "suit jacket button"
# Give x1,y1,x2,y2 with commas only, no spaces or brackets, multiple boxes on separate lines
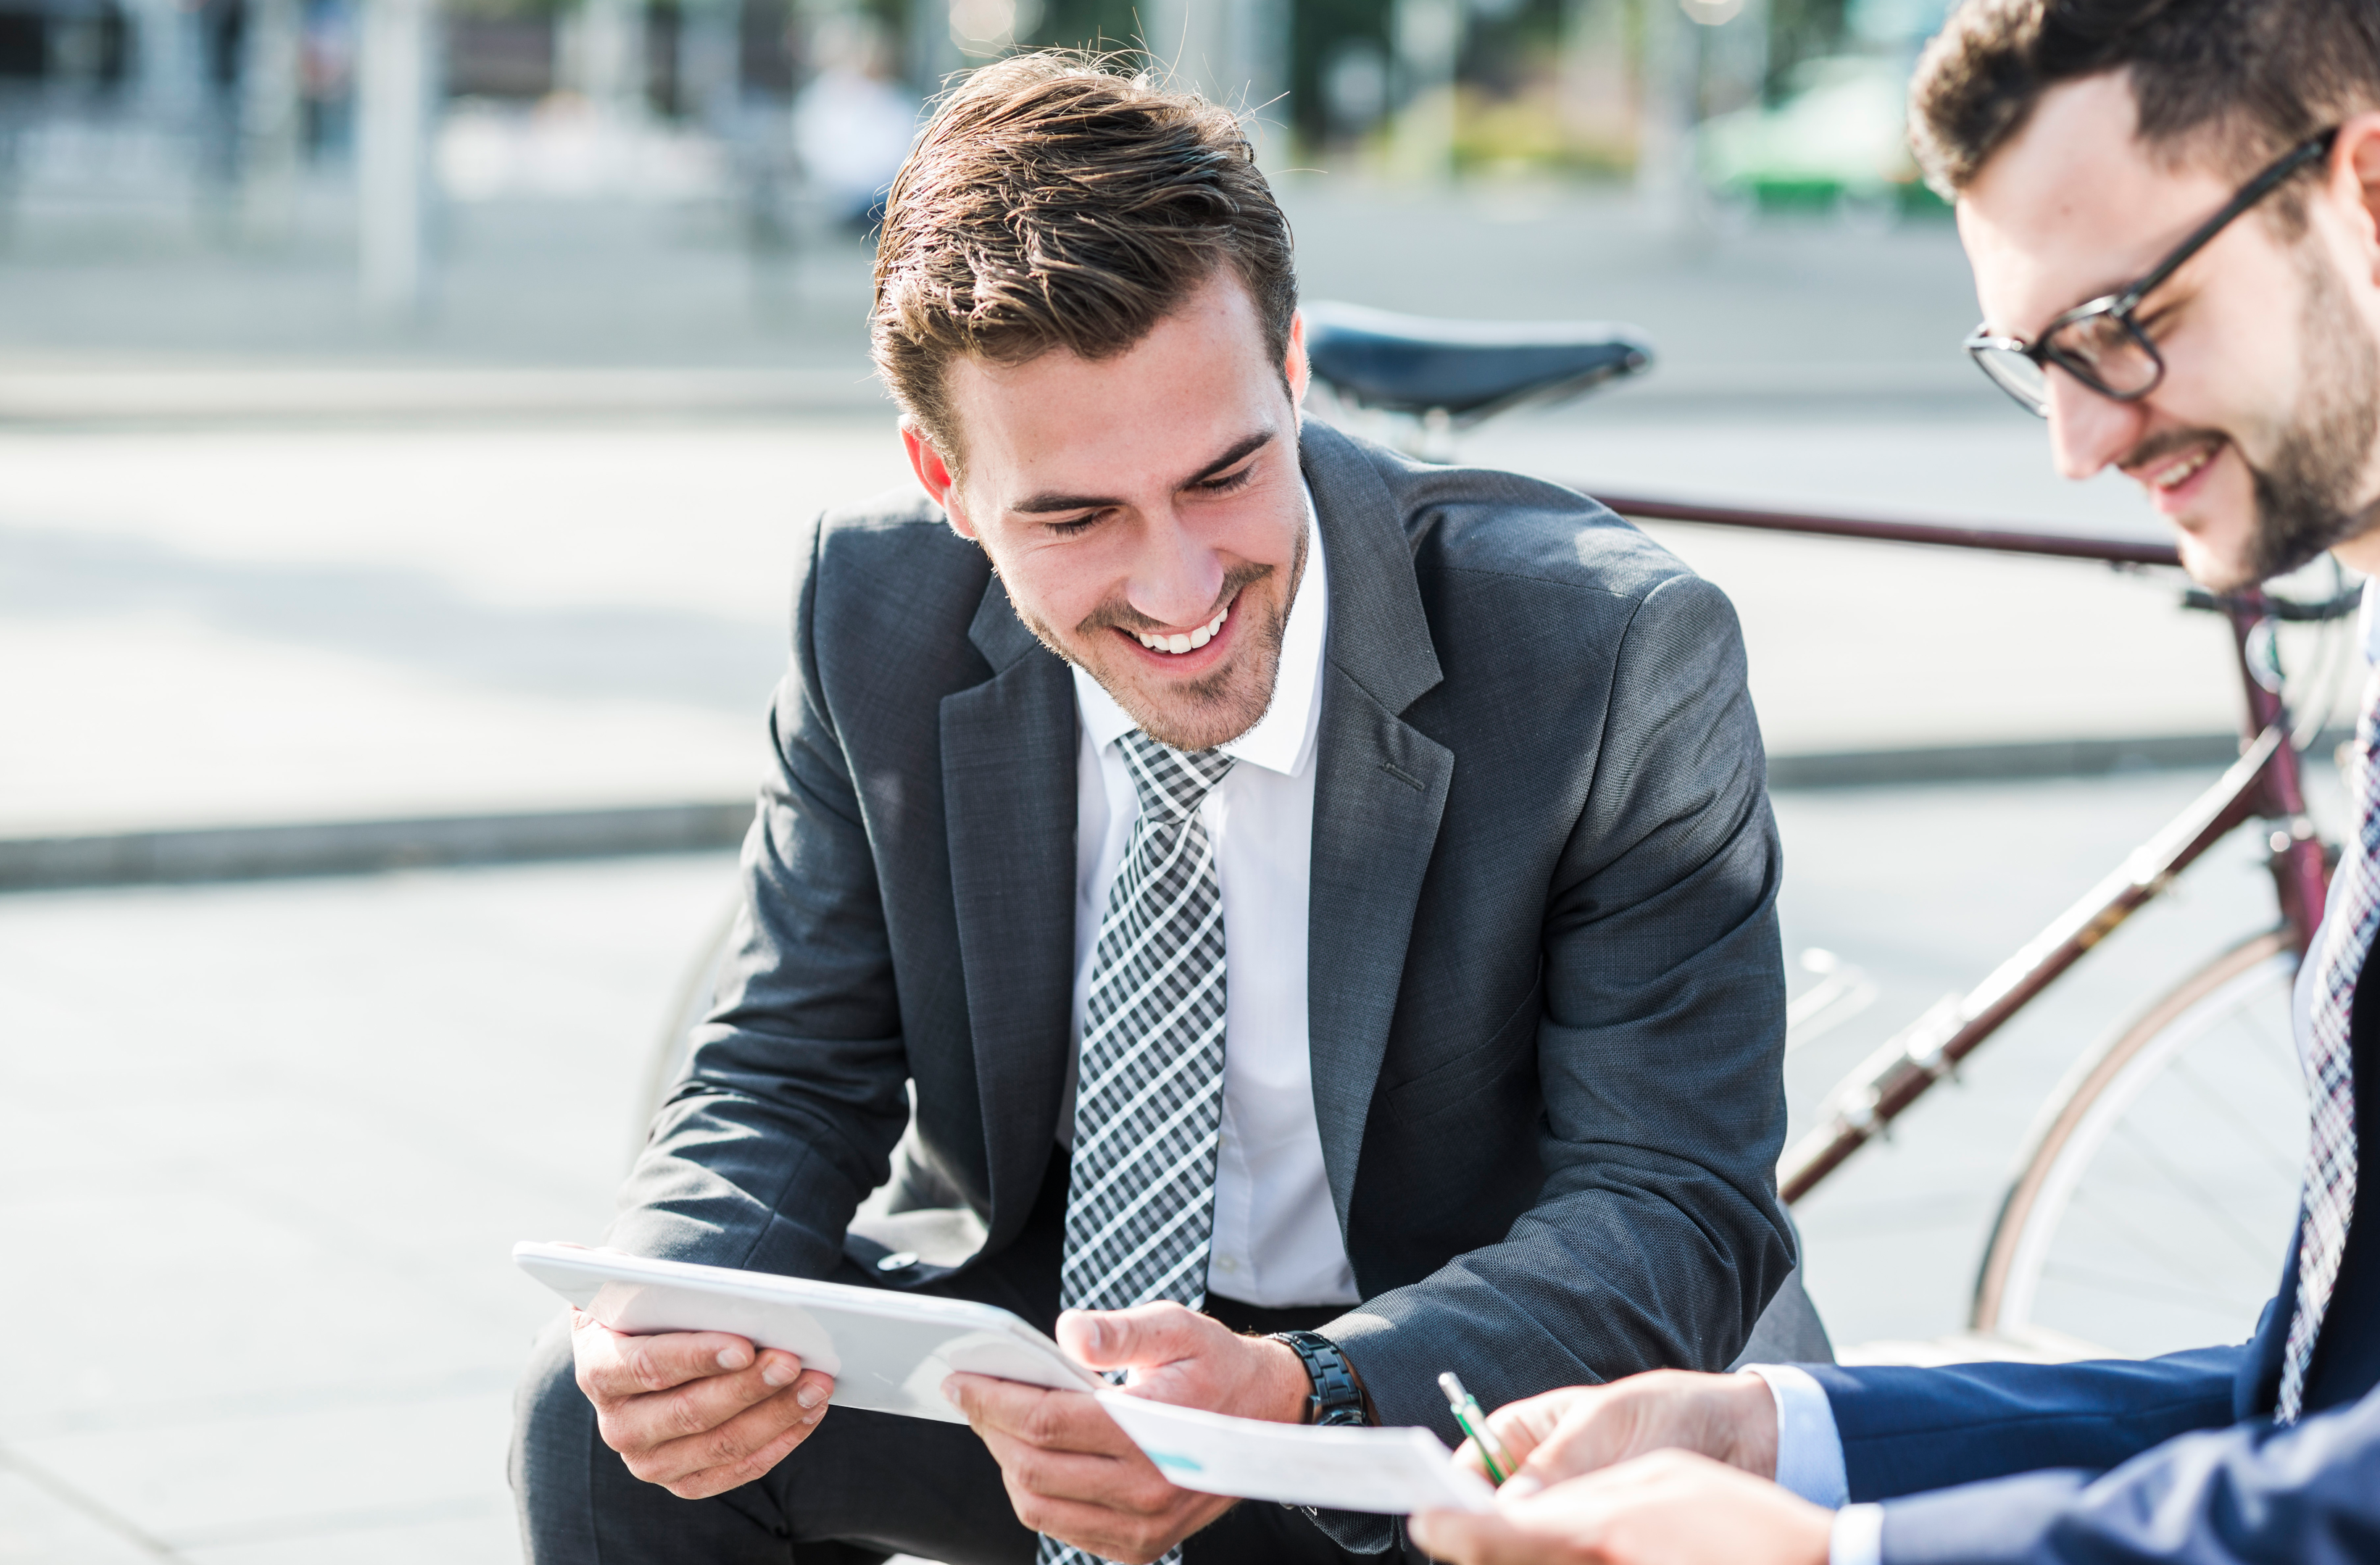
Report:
877,1251,920,1272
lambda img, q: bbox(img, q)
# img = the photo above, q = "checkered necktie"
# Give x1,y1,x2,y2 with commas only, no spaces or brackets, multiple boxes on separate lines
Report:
2281,675,2376,1422
1039,733,1233,1565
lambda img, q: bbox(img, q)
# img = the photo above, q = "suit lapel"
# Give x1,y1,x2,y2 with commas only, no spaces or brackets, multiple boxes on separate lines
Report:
941,575,1078,1248
1299,423,1453,1230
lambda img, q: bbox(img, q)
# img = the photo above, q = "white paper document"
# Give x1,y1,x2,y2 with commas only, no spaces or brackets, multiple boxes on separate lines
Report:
1095,1391,1497,1516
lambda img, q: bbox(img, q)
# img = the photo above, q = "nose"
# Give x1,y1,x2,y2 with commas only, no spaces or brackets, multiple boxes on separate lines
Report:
1124,505,1226,630
2044,367,2146,481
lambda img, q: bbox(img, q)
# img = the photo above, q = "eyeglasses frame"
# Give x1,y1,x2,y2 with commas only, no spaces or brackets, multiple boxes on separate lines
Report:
1963,127,2342,417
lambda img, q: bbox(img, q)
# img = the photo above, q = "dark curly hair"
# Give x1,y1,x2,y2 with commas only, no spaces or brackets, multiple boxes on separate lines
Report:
1910,0,2380,199
870,51,1297,471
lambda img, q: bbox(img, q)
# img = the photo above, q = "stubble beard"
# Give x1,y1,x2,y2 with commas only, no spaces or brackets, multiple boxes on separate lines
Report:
2236,253,2380,587
1013,524,1308,754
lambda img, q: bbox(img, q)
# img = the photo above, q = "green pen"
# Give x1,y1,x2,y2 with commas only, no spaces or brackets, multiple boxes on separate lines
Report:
1438,1371,1519,1486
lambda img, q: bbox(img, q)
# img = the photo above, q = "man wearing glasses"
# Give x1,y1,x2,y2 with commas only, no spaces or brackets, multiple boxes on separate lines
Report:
1411,1,2380,1563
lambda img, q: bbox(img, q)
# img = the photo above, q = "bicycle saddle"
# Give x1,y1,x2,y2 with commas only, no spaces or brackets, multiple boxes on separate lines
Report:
1302,301,1654,423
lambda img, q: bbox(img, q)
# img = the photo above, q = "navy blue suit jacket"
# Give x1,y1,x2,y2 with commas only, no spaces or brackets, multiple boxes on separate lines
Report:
1797,944,2380,1564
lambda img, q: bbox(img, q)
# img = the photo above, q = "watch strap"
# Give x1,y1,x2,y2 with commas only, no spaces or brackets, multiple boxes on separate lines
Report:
1270,1329,1368,1427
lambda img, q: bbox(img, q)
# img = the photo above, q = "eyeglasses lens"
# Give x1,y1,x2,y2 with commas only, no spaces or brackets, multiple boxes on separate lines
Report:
2044,312,2160,398
1972,344,2049,414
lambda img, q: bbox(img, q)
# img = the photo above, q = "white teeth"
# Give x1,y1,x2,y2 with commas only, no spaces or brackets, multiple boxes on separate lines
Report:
2150,447,2214,489
1135,604,1233,655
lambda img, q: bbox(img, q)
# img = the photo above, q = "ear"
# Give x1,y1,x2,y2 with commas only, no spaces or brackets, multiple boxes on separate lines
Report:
1285,309,1311,410
2335,112,2380,283
901,421,977,541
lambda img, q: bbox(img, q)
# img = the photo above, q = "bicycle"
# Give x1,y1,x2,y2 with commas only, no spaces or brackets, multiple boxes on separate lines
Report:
1297,299,2358,1363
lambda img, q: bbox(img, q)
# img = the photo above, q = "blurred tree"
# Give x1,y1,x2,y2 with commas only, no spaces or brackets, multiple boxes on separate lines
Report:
1025,0,1146,54
1291,0,1386,148
1763,0,1844,98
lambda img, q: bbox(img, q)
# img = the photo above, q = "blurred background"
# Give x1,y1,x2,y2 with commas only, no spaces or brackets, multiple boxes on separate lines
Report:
0,1,2351,1561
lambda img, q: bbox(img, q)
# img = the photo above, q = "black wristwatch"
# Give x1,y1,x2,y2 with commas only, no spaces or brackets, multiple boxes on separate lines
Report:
1270,1330,1368,1427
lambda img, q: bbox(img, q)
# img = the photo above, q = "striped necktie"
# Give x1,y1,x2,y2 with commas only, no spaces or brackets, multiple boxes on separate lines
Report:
1040,733,1233,1565
2280,675,2374,1422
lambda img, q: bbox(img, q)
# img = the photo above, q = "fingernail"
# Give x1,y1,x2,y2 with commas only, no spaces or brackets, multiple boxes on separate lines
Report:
762,1359,796,1387
796,1382,825,1408
1500,1475,1543,1501
717,1345,752,1371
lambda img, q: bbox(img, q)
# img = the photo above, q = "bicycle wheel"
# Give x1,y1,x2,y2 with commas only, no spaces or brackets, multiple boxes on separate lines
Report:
1971,930,2308,1358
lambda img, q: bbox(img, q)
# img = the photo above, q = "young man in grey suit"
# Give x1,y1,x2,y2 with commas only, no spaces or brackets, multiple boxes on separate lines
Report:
1412,3,2380,1564
512,51,1796,1565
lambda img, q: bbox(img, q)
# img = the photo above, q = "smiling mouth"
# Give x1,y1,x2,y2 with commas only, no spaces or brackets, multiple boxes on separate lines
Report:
2136,441,2221,492
1127,601,1231,656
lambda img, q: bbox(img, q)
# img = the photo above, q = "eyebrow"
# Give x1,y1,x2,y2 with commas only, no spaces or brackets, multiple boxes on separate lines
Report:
1009,429,1276,516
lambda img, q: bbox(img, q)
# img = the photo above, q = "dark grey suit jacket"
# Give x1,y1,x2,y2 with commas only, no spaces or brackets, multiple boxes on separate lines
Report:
613,420,1793,1455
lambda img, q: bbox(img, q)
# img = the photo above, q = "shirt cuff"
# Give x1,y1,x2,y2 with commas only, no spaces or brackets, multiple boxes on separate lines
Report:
1742,1363,1849,1508
1830,1503,1884,1565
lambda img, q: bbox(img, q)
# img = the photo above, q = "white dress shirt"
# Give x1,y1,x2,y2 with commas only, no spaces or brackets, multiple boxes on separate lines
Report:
1062,487,1359,1309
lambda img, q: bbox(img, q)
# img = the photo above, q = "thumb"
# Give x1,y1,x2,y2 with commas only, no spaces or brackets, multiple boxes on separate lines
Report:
1057,1301,1206,1369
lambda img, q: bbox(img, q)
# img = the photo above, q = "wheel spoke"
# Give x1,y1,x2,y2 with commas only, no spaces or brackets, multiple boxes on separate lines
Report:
2104,1115,2287,1270
2159,1054,2305,1184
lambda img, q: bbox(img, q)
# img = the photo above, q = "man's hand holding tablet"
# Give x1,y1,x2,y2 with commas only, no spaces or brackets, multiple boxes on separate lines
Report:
571,1308,836,1499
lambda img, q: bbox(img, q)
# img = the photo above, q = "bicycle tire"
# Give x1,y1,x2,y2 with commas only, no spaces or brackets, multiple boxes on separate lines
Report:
1972,929,2305,1354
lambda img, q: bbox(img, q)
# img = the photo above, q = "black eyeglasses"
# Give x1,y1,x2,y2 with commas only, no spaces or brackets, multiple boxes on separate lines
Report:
1965,128,2340,417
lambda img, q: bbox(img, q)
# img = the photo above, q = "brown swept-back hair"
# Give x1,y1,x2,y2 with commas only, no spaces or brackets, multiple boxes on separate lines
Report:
870,51,1297,470
1910,0,2380,200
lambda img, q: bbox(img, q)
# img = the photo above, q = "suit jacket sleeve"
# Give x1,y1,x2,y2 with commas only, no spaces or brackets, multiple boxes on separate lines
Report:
604,512,912,1277
1871,1376,2380,1565
1807,1349,2243,1502
1328,569,1796,1419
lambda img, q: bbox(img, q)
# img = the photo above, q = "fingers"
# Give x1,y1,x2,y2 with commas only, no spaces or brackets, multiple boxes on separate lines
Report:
1057,1301,1215,1372
1410,1508,1576,1565
1482,1387,1589,1470
599,1351,824,1452
627,1374,830,1496
946,1375,1141,1457
573,1319,770,1403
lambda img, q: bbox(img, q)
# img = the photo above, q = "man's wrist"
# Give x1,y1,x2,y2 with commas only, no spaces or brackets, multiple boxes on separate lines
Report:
1251,1334,1318,1423
1724,1369,1781,1477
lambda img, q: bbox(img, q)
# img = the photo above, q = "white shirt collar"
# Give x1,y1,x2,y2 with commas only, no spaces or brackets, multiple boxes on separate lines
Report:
1072,482,1329,779
2360,577,2380,665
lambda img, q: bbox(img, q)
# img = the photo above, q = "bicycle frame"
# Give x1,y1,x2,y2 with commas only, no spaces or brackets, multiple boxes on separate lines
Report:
1584,492,2336,1204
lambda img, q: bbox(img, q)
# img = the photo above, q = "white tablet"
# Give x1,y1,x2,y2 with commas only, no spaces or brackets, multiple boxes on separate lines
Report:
513,1241,1100,1424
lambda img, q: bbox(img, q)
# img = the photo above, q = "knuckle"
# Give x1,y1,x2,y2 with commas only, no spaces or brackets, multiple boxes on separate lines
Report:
1020,1399,1071,1448
665,1393,714,1441
630,1348,673,1394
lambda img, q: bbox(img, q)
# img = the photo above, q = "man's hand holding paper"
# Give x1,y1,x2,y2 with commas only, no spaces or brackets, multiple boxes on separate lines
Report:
944,1302,1313,1562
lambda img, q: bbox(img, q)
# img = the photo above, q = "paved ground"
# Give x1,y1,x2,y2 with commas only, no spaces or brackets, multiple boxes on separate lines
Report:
0,763,2337,1563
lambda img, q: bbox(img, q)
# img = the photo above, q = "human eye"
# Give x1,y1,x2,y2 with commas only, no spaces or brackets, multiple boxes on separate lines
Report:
1195,464,1256,495
1045,512,1101,539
